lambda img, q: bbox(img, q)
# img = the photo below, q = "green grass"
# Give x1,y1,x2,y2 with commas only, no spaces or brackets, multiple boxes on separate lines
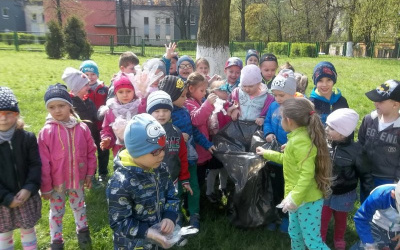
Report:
1,50,400,249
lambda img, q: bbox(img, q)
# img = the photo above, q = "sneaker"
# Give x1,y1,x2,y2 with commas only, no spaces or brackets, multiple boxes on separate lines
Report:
189,213,200,230
50,240,64,250
177,237,188,247
98,174,107,182
279,217,289,233
206,193,218,203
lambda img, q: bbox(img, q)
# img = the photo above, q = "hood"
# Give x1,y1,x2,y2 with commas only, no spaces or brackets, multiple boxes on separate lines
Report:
310,87,342,104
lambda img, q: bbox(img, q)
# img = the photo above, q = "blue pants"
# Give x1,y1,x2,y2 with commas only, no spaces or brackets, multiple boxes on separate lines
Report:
288,199,330,250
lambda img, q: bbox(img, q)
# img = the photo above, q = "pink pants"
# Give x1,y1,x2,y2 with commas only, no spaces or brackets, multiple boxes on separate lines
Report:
320,205,347,248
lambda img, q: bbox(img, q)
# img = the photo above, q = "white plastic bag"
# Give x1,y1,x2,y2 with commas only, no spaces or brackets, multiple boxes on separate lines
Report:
146,223,181,249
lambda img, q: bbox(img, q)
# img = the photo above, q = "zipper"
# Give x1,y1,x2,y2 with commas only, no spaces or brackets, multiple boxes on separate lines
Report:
155,171,161,223
8,141,21,190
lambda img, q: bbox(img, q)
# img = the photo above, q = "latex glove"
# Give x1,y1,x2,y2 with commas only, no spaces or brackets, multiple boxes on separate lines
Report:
182,183,193,195
362,243,378,250
277,193,298,213
146,228,171,249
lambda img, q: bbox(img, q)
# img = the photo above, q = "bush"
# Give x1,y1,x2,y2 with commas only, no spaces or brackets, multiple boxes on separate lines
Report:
64,16,93,60
37,35,46,45
18,33,35,45
267,42,289,55
231,41,259,52
45,20,65,59
289,43,316,57
177,40,197,51
3,33,14,45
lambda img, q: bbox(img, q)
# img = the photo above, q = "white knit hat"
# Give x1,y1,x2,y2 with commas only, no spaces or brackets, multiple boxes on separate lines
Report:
271,69,297,95
62,67,89,95
146,90,173,114
239,64,262,86
326,108,359,137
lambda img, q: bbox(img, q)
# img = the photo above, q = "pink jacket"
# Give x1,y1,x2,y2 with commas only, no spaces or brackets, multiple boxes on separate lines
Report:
100,109,123,157
38,120,97,193
184,97,214,164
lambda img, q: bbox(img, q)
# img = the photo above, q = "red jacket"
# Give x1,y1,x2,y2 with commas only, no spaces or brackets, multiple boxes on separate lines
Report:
87,81,108,129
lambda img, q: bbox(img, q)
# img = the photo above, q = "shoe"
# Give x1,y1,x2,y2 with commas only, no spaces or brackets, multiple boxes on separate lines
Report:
266,222,276,231
279,217,289,233
98,174,107,182
50,240,64,250
77,228,92,250
206,193,218,203
177,237,188,247
189,213,200,230
334,240,346,250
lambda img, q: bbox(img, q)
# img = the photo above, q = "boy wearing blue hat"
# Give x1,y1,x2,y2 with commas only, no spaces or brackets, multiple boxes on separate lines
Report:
309,61,349,125
106,113,179,249
245,49,259,66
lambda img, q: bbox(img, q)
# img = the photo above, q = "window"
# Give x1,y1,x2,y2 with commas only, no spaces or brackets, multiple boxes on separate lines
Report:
144,17,149,25
2,7,9,18
190,14,195,25
32,13,37,22
166,18,170,25
144,34,149,41
155,17,160,25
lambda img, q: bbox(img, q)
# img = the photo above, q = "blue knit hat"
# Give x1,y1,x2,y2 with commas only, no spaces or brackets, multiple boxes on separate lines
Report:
146,90,173,114
124,113,166,158
0,87,19,113
80,60,99,77
44,83,72,107
245,49,259,65
312,61,337,85
177,55,195,70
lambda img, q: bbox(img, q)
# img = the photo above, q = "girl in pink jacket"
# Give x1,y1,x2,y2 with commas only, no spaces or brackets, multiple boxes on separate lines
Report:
184,72,216,186
38,84,97,249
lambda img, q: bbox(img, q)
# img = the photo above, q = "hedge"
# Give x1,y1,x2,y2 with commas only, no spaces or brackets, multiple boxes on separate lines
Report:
177,40,197,51
289,43,316,57
1,33,39,45
266,42,289,55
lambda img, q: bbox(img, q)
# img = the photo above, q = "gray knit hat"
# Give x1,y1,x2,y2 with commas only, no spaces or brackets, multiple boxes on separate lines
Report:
62,67,89,95
0,87,19,112
271,69,297,95
146,90,173,114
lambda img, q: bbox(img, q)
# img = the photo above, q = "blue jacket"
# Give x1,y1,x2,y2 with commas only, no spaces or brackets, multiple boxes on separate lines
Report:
354,184,400,244
171,105,213,165
263,101,288,145
107,149,179,250
309,87,348,125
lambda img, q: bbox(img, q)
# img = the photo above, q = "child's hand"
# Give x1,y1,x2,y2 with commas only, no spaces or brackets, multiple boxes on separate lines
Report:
265,134,276,142
41,192,52,200
164,42,178,59
227,102,238,116
255,117,264,126
9,197,23,208
281,143,287,152
15,189,31,203
84,176,92,189
230,109,240,121
182,183,193,195
146,228,169,248
207,93,218,105
182,133,189,142
160,218,174,235
209,74,221,84
208,145,216,154
100,138,111,150
256,146,265,156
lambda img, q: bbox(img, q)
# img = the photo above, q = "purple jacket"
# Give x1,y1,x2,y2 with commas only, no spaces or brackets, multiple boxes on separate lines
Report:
38,119,97,193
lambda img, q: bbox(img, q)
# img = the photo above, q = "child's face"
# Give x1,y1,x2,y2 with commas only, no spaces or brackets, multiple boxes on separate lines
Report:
116,88,135,104
374,100,400,116
260,61,278,81
151,109,171,125
0,111,19,131
120,63,136,74
241,83,260,97
213,89,229,100
224,66,241,85
325,125,346,141
196,62,209,76
47,100,71,122
172,88,188,108
76,84,90,99
178,62,194,79
272,90,293,104
133,148,165,169
316,77,334,98
84,72,98,85
246,56,259,66
189,82,207,102
170,58,177,74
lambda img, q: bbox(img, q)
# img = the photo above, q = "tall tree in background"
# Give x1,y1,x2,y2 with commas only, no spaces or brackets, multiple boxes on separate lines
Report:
239,0,247,41
197,0,231,76
167,0,196,40
43,0,85,26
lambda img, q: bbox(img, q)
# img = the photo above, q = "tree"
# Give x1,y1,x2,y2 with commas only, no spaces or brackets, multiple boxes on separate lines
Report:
197,0,231,76
64,16,93,60
45,20,64,59
43,0,85,26
166,0,198,40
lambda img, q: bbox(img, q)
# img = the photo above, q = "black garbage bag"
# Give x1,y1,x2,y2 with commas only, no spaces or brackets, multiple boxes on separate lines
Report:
213,120,279,228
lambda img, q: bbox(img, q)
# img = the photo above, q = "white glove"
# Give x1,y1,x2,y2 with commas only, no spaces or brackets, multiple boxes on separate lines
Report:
276,193,298,213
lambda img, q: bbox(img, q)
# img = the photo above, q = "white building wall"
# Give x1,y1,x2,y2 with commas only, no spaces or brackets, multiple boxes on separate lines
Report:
24,5,47,34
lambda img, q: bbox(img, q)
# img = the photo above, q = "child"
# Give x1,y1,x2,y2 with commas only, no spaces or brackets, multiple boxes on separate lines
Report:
309,61,349,125
62,67,109,182
107,51,140,99
106,113,179,249
162,42,179,76
146,90,192,194
100,73,140,157
262,69,297,233
259,53,278,89
195,58,211,81
351,182,400,250
38,84,97,249
229,64,274,126
159,75,214,230
256,98,331,250
245,49,259,65
280,62,309,95
177,55,195,81
358,80,400,189
322,108,373,250
0,87,42,250
220,57,243,94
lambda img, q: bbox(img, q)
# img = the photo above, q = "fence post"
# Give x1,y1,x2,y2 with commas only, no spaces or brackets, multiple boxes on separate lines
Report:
342,42,346,56
370,42,375,58
110,35,114,54
13,31,19,51
315,42,320,57
287,42,291,57
397,42,400,59
229,41,234,57
141,39,145,56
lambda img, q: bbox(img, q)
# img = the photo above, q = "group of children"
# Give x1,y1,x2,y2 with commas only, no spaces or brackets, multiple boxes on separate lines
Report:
1,45,400,250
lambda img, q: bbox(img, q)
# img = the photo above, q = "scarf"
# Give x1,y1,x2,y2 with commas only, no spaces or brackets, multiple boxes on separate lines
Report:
46,114,79,128
0,125,16,144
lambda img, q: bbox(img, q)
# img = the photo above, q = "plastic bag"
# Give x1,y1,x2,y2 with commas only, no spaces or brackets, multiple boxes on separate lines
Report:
213,120,278,228
146,223,181,249
111,114,131,145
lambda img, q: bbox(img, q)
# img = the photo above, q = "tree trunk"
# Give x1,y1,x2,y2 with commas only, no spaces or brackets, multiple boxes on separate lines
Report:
240,0,246,41
56,0,62,26
128,0,132,37
197,0,231,76
119,0,127,36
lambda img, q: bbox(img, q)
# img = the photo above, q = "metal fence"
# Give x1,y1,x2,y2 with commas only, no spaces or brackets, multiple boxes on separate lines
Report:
1,31,399,59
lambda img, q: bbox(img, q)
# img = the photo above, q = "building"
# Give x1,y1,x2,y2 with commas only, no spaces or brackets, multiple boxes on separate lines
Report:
24,0,47,34
0,0,26,32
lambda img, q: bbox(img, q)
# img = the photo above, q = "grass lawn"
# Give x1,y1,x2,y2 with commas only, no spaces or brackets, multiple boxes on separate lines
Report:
1,50,400,249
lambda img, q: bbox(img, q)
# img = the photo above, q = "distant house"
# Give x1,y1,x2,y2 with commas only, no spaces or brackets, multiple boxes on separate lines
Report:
0,0,26,32
24,0,47,34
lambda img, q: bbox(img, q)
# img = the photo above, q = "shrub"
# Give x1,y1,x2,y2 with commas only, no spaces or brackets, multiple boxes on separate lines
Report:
177,40,197,51
18,33,35,45
231,41,259,52
289,43,316,57
37,35,46,45
3,33,14,45
267,42,289,55
45,20,65,59
64,16,93,60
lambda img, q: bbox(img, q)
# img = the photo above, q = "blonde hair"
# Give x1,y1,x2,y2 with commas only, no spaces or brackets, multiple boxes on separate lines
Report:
281,98,332,198
195,58,210,68
295,74,309,94
280,61,295,71
186,72,207,98
209,80,224,92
